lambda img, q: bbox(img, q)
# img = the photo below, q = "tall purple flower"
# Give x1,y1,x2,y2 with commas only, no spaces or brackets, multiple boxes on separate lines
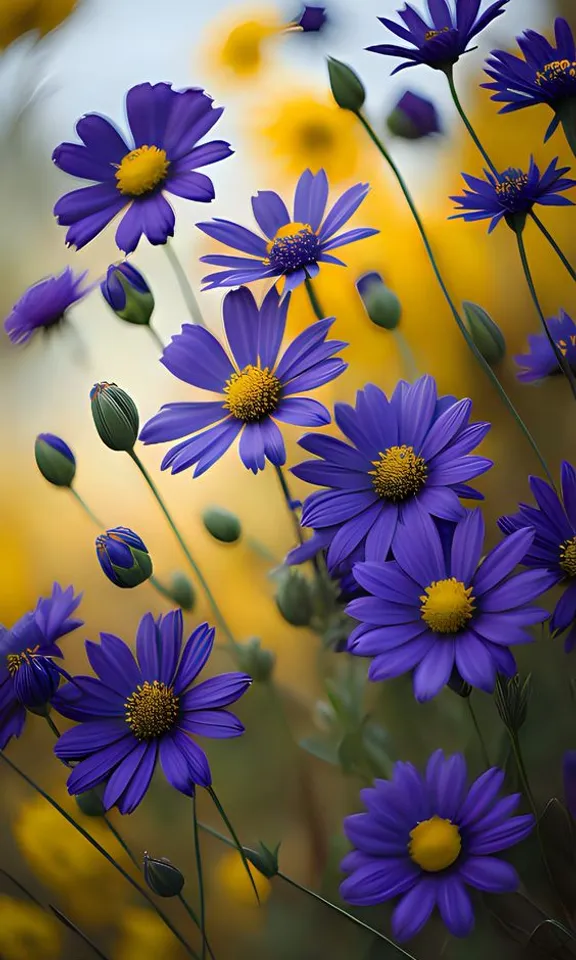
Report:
4,268,90,345
515,310,576,383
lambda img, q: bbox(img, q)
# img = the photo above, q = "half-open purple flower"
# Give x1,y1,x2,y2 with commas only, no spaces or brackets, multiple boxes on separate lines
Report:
4,268,89,345
515,310,576,383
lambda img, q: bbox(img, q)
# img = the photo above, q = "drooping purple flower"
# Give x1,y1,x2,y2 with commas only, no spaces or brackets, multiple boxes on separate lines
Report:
52,611,251,813
293,4,328,32
4,268,90,345
52,82,232,253
340,750,534,941
387,90,442,139
140,285,347,476
514,310,576,383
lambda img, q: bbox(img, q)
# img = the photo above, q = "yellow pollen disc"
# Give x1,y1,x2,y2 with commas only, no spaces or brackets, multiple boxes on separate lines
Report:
560,537,576,576
115,145,170,196
536,59,576,85
495,174,528,197
370,445,427,503
224,364,281,422
424,25,451,40
7,645,39,675
420,578,475,634
409,816,461,872
125,681,179,740
266,221,313,253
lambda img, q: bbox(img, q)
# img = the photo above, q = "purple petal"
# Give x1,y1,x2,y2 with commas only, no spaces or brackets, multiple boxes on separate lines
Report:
239,422,266,473
274,397,330,427
321,227,379,251
166,171,215,201
158,610,183,685
339,858,418,906
168,729,212,787
196,218,268,256
392,879,437,941
459,856,519,893
455,633,496,691
161,324,234,390
136,613,160,681
412,640,455,701
436,876,474,938
223,286,259,368
179,709,244,738
320,183,370,240
85,634,142,696
367,635,434,681
66,737,137,794
174,624,215,694
102,740,149,809
473,527,536,597
159,733,195,796
181,672,251,710
258,286,287,369
450,509,484,583
251,191,290,238
140,402,227,443
54,719,128,760
260,418,286,466
116,741,158,814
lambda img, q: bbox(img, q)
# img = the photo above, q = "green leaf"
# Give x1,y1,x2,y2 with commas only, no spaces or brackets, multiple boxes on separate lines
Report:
299,735,339,766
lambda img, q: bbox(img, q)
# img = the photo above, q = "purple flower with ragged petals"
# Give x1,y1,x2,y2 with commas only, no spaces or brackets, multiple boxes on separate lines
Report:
140,285,347,476
197,168,378,292
4,268,90,345
340,750,534,941
52,611,251,813
515,310,576,383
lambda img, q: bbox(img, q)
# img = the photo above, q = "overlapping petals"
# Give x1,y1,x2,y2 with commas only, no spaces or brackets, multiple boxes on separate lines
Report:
4,268,90,344
515,310,576,382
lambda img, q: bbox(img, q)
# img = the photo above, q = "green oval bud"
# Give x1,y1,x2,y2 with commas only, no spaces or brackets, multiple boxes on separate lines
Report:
75,786,106,817
276,569,314,627
243,842,280,879
327,57,365,112
235,637,275,682
101,263,155,326
202,506,242,543
356,272,402,330
143,854,185,897
169,573,196,611
34,433,76,487
90,382,139,451
462,301,506,366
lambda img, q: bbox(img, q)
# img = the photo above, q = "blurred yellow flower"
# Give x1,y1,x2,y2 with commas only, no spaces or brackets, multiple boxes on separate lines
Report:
202,6,283,83
0,0,78,49
213,850,271,906
0,896,61,960
0,517,36,624
115,907,185,960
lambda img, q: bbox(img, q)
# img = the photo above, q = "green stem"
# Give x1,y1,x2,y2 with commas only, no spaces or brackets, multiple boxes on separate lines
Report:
164,242,207,328
192,795,208,960
445,67,497,175
393,329,419,380
148,324,166,352
508,732,538,819
207,785,260,905
274,464,304,546
0,867,44,907
49,906,112,960
466,697,491,768
304,275,326,320
103,815,140,869
45,714,62,739
530,212,576,284
70,487,104,526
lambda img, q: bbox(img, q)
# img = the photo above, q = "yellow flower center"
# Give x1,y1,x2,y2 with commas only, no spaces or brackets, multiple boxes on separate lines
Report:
7,645,39,675
125,681,180,740
298,123,335,152
224,365,281,422
420,578,475,634
560,537,576,576
370,445,428,502
536,59,576,86
409,816,461,872
495,173,529,199
264,221,320,271
115,145,170,196
424,26,451,41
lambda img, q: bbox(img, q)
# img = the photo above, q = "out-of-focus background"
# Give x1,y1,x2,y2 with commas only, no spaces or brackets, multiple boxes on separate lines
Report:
1,1,576,957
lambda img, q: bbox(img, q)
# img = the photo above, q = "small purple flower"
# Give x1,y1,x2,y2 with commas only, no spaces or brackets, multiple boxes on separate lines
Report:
197,168,378,292
293,4,327,32
4,268,89,345
387,90,442,139
140,285,347,476
515,310,576,383
53,82,232,253
340,750,534,941
52,611,251,813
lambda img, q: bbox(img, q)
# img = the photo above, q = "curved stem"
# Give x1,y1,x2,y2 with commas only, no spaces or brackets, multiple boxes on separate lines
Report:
445,68,497,175
148,324,166,352
304,276,326,320
466,697,490,768
103,815,140,869
530,212,576,284
393,329,419,380
49,906,112,960
207,785,260,905
45,714,62,739
70,487,104,527
164,242,207,328
274,464,304,546
192,795,208,960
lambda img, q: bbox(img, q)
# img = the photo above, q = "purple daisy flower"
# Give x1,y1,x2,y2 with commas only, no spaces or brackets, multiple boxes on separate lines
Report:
53,82,232,253
52,611,251,813
346,509,552,700
197,168,378,292
367,0,510,75
292,377,491,572
450,157,576,233
340,750,534,941
515,310,576,383
4,268,90,345
140,285,347,476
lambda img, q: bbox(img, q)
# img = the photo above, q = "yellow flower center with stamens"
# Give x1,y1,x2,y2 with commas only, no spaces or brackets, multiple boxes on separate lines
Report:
7,645,40,675
495,173,529,199
115,145,170,196
264,221,320,271
370,445,428,502
223,365,281,422
409,816,461,872
420,578,475,634
125,681,180,740
560,537,576,576
424,26,451,41
536,59,576,86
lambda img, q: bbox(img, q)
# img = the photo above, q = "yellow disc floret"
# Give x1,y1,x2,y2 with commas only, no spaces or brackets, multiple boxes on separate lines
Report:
420,578,475,634
125,681,179,740
115,145,170,196
224,365,281,422
370,445,428,502
409,816,461,872
560,536,576,576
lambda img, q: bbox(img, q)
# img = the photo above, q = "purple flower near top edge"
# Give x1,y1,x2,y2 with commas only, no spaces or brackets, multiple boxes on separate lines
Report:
367,0,510,75
4,268,90,345
347,509,552,700
197,168,378,293
294,4,328,32
140,285,347,476
514,310,576,383
52,82,232,253
52,611,251,813
340,750,534,941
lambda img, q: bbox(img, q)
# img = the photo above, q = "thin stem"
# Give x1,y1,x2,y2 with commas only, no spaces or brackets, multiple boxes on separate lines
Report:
49,906,112,960
148,324,166,352
393,329,419,380
177,894,216,960
508,732,538,820
192,795,208,960
70,487,104,527
0,868,43,907
304,275,326,320
466,697,490,768
164,242,207,328
530,212,576,284
445,68,497,175
274,464,304,546
103,815,140,869
207,785,260,905
45,714,62,739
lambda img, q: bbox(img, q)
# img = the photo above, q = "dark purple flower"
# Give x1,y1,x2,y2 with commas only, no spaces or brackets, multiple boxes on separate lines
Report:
4,268,89,345
52,611,251,813
515,310,576,383
293,4,327,32
340,750,534,940
96,527,153,589
140,285,347,475
53,82,232,253
387,90,442,138
197,168,378,292
367,0,510,75
347,509,552,700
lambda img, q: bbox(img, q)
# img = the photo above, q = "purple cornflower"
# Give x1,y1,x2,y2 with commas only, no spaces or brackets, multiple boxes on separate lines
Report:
140,285,347,476
53,82,232,253
4,268,89,345
515,310,576,383
53,611,251,813
197,168,378,292
340,750,534,941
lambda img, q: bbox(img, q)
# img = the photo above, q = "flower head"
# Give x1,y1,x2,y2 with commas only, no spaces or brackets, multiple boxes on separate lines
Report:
52,82,232,253
35,433,76,487
387,90,442,139
101,262,154,326
367,0,510,74
4,268,89,345
197,168,378,291
96,527,153,589
294,5,328,33
52,611,252,813
515,310,576,382
292,377,491,571
340,751,534,940
140,285,347,475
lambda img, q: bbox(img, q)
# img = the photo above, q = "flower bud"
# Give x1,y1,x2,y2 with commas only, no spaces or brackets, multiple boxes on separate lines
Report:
243,842,280,879
275,569,314,627
462,301,506,366
143,854,185,897
202,506,242,543
386,91,441,140
90,382,139,451
356,272,402,330
75,785,106,817
9,653,61,715
169,573,196,611
96,527,152,589
101,262,155,326
495,673,531,734
35,433,76,487
295,4,327,32
235,637,275,682
327,57,365,112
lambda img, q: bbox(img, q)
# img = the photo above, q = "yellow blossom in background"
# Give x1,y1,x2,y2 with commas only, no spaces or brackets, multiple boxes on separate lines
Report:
0,896,61,960
213,850,271,907
115,907,185,960
0,0,78,49
201,5,283,84
0,516,37,624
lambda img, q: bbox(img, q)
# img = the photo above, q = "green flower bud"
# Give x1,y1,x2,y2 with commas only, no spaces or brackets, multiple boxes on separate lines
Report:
243,842,280,879
235,637,275,682
495,673,532,735
34,433,76,487
96,527,153,589
202,506,242,543
75,786,106,817
356,272,402,330
143,854,185,897
327,57,365,112
462,301,506,366
90,382,139,451
275,569,314,627
169,573,196,611
101,262,155,326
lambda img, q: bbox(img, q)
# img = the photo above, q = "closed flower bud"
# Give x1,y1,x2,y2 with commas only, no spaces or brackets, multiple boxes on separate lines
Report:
356,272,402,330
143,854,185,897
386,91,441,140
9,654,60,715
243,841,280,879
276,569,314,627
235,637,275,682
101,262,154,326
96,527,153,589
169,573,196,611
76,786,106,817
35,433,76,487
202,506,242,543
327,57,365,112
295,4,327,32
495,674,531,735
90,382,139,451
463,301,506,366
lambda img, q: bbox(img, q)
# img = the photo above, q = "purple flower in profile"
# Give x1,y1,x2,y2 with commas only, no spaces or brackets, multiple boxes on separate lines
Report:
387,90,442,139
52,611,251,813
347,509,552,700
197,168,378,292
53,82,232,253
4,268,90,345
367,0,510,75
515,310,576,383
293,4,327,32
340,750,534,941
450,158,576,233
140,285,347,476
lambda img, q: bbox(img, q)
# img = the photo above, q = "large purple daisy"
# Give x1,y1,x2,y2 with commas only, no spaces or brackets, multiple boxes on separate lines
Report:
4,268,90,345
52,82,232,253
515,310,576,383
52,611,251,813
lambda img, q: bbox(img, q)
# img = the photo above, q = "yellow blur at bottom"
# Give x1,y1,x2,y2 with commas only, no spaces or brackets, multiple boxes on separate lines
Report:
0,896,61,960
114,908,186,960
213,850,271,908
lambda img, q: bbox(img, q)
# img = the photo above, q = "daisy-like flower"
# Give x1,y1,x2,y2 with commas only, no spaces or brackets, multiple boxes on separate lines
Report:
52,82,232,253
52,611,251,813
450,157,576,233
515,310,576,383
293,377,491,572
347,509,551,700
197,168,378,292
140,285,347,476
4,268,90,345
340,750,534,941
367,0,510,75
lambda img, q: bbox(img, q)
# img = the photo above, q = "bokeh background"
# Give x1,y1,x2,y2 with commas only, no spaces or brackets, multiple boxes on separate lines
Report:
1,0,576,957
